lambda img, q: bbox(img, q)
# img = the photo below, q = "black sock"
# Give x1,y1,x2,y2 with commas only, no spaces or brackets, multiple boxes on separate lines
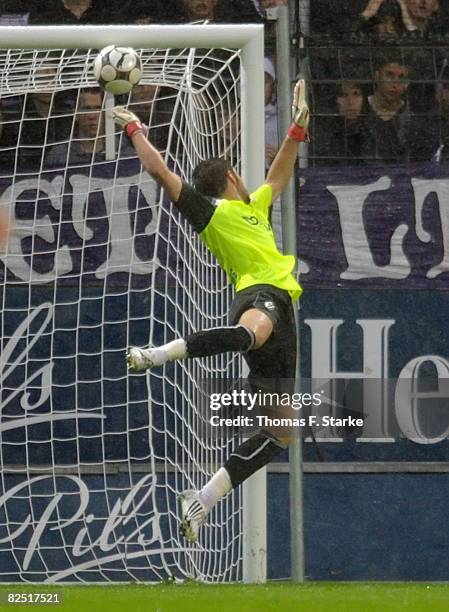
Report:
224,432,286,488
186,324,255,358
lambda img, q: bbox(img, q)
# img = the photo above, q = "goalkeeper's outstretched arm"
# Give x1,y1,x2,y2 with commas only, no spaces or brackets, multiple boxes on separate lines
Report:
266,79,309,201
112,106,182,202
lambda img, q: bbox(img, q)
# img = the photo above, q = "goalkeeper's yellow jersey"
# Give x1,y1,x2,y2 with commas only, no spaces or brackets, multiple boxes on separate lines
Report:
198,184,302,301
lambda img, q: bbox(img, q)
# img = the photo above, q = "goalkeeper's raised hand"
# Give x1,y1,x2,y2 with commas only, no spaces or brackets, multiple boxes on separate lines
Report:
266,78,310,200
112,106,145,139
287,79,310,143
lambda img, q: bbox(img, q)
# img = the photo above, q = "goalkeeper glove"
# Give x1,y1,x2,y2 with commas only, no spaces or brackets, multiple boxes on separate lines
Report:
112,106,145,138
288,79,310,143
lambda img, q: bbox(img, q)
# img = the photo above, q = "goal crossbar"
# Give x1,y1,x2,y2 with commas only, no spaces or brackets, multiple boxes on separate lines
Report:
0,24,263,51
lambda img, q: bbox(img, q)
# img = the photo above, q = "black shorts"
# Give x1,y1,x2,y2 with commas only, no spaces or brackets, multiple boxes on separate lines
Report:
229,284,297,392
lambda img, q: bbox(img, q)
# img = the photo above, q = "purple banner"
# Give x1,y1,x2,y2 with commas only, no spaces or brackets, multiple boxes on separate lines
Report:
298,162,449,289
0,158,159,286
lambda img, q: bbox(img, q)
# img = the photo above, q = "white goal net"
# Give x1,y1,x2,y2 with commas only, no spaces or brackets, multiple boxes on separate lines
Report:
0,30,263,583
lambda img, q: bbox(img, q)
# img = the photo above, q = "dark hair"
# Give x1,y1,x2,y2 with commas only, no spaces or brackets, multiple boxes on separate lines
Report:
79,87,104,99
371,0,402,24
76,87,104,109
373,49,410,72
192,157,232,198
335,80,365,98
130,0,166,22
334,80,368,116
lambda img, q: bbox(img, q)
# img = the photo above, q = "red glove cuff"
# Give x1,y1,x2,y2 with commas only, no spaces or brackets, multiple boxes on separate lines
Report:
287,123,309,143
125,121,145,139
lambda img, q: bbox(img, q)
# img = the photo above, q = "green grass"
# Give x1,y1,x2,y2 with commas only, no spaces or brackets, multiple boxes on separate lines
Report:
1,582,449,612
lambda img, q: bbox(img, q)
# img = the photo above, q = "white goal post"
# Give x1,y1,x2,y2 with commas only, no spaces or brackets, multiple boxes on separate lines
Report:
0,24,266,584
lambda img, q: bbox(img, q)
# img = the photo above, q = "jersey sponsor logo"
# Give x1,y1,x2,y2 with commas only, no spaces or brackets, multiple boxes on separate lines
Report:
242,215,271,232
242,215,259,225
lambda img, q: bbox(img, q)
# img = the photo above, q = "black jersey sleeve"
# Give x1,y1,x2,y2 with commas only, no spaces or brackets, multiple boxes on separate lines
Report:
173,181,216,233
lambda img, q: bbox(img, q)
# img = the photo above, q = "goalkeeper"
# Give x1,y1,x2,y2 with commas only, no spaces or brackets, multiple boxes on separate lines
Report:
112,80,309,543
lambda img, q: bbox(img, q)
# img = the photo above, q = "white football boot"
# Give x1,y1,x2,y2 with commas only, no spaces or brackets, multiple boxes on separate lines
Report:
178,489,208,543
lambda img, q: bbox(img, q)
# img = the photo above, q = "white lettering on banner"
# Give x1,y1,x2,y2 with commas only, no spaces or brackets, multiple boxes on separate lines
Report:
305,318,394,442
0,303,172,579
412,177,449,279
395,355,449,444
0,303,104,432
5,172,449,284
306,318,449,442
0,303,53,415
69,174,159,278
327,177,411,280
0,177,72,282
0,173,159,282
0,474,165,575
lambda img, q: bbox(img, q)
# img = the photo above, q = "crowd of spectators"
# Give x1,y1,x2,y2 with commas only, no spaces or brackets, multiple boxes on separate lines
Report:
0,0,448,171
0,0,287,173
311,49,429,165
308,0,449,166
0,0,282,25
311,0,449,41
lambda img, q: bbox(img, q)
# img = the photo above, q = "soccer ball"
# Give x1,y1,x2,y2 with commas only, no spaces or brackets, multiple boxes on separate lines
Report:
93,45,142,95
